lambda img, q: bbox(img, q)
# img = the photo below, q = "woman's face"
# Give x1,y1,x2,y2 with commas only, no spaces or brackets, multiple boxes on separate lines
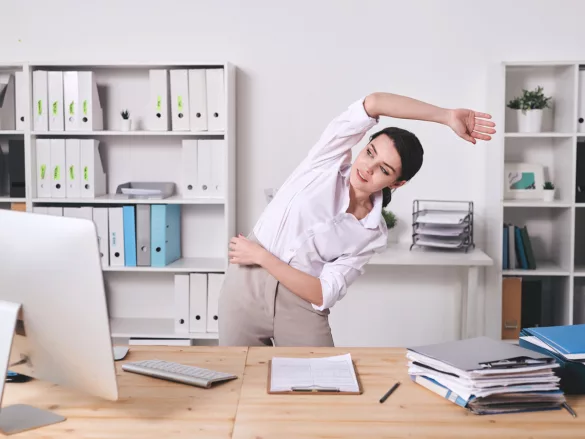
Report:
350,134,405,194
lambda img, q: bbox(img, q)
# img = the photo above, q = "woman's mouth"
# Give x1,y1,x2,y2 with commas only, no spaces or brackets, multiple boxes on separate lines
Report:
357,170,368,183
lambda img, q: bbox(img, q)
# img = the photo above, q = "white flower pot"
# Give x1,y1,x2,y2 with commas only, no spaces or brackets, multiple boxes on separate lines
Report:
543,189,555,202
387,227,399,244
517,109,543,133
121,119,132,132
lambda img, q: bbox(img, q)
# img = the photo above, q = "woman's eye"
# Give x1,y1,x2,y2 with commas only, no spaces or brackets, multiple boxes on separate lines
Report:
381,167,389,176
367,149,373,157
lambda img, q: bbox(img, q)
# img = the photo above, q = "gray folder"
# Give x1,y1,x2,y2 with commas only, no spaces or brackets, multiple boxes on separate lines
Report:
136,205,151,266
408,336,553,372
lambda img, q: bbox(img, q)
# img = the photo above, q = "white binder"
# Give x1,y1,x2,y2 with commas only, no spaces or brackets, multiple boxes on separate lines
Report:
207,273,224,332
197,139,213,197
148,69,170,131
189,273,208,333
211,140,226,197
206,68,225,132
93,207,110,267
170,69,190,131
47,207,63,216
80,139,106,198
15,71,26,131
0,73,16,130
64,206,93,220
188,69,207,131
108,207,125,266
33,206,48,215
35,138,51,198
50,138,66,198
65,138,81,198
78,71,103,131
174,274,190,334
181,139,198,198
579,68,585,133
33,70,48,131
63,71,79,131
48,71,64,131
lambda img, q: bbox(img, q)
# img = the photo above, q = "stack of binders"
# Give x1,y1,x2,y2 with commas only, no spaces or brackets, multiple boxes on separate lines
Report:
411,200,474,252
407,336,567,415
32,204,181,269
147,68,225,132
520,324,585,395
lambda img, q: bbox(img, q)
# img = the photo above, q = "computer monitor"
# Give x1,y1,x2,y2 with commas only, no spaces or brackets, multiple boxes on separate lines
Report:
0,209,118,435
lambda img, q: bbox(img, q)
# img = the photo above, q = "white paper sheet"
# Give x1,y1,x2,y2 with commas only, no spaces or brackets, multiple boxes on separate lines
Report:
270,354,359,392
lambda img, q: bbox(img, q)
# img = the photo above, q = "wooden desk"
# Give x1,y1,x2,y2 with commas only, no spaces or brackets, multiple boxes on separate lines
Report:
3,346,248,438
4,346,585,439
233,347,585,439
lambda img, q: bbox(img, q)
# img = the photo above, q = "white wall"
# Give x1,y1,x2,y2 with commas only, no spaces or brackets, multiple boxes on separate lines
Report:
3,0,585,346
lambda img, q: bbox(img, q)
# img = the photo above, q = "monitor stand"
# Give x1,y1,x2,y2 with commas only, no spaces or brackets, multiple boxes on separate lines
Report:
0,301,66,435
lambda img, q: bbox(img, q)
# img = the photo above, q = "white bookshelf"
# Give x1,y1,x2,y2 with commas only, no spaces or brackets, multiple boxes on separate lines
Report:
0,61,236,343
486,61,585,341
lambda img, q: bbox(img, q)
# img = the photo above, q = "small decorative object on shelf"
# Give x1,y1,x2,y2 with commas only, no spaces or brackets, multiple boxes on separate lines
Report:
410,200,474,252
381,208,398,243
507,86,552,133
120,109,131,131
543,181,555,202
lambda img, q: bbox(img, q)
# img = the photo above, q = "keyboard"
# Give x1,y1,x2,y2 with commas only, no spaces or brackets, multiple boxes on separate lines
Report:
121,359,238,389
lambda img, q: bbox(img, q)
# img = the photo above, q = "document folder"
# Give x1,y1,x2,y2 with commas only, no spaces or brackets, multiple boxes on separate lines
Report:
78,71,103,130
0,73,16,130
136,205,151,266
65,138,81,198
50,138,66,198
150,204,181,267
206,68,224,131
170,70,190,131
48,71,64,131
148,69,170,131
188,69,207,131
174,274,190,334
15,71,26,131
123,205,137,267
35,139,51,198
33,70,48,131
63,71,79,131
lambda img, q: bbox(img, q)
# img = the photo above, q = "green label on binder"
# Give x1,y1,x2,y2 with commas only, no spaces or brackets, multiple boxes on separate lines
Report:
83,100,88,115
54,166,60,181
69,101,75,115
178,96,183,112
69,165,75,180
84,166,88,181
52,101,58,116
157,96,162,112
37,100,42,115
40,164,46,180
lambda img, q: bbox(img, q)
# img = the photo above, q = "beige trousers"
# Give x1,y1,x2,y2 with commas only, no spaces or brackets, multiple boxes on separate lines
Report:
218,238,334,347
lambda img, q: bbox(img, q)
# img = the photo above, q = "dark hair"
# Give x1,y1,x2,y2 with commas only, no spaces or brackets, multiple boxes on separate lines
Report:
371,127,424,208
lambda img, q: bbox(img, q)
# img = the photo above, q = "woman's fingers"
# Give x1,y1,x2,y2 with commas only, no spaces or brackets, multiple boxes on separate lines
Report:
471,131,492,141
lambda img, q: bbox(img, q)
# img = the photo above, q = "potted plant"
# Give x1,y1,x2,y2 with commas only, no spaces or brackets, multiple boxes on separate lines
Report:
120,109,131,132
507,86,552,133
382,208,398,243
543,181,555,202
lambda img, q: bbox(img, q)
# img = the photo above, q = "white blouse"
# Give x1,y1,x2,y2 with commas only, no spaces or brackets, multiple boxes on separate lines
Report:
252,97,388,311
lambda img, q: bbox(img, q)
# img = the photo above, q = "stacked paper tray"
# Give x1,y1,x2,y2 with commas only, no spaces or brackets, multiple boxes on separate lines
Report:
411,200,474,252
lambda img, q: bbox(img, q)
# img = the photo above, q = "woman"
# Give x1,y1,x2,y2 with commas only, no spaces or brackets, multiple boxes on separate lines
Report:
219,92,495,347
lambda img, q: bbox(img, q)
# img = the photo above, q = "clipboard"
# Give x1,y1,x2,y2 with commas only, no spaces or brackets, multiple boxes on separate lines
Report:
266,360,364,395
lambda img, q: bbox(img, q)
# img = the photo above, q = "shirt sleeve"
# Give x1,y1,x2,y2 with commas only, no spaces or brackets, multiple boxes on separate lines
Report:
313,248,375,311
306,97,379,169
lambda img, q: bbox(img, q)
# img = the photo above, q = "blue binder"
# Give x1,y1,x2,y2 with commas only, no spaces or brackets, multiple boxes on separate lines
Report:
524,324,585,360
123,206,137,267
520,326,585,395
151,204,181,267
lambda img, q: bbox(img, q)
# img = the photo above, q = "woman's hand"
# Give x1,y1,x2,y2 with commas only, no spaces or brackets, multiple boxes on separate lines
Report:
447,109,496,144
228,234,267,266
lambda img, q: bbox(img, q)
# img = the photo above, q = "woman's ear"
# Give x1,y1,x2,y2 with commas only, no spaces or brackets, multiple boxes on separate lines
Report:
390,180,407,190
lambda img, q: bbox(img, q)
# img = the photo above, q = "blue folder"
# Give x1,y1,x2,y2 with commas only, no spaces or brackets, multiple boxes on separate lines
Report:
151,204,181,267
123,206,137,267
520,326,585,395
524,324,585,360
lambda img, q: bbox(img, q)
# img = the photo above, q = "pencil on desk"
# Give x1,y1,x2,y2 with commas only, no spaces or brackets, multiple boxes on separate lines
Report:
379,382,400,403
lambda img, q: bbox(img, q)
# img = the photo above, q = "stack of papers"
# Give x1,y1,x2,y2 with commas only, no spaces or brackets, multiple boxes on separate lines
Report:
413,210,472,250
407,336,565,415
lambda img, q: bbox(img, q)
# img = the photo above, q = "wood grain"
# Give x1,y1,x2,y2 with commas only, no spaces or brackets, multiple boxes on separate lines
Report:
231,347,585,439
3,346,248,439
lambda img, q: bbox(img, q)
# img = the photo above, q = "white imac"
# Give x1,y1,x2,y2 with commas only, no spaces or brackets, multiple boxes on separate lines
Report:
0,209,118,435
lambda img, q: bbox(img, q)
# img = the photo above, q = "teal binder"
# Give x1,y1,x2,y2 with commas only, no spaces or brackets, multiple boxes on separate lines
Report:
150,204,181,267
520,329,585,395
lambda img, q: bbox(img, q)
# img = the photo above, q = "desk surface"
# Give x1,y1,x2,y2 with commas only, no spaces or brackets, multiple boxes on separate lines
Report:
368,243,493,266
5,346,584,439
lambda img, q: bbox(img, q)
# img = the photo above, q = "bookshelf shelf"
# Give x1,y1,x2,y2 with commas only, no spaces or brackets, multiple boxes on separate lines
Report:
0,61,236,345
504,132,574,138
503,262,570,277
32,130,225,137
32,195,225,205
502,201,571,208
109,318,218,340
